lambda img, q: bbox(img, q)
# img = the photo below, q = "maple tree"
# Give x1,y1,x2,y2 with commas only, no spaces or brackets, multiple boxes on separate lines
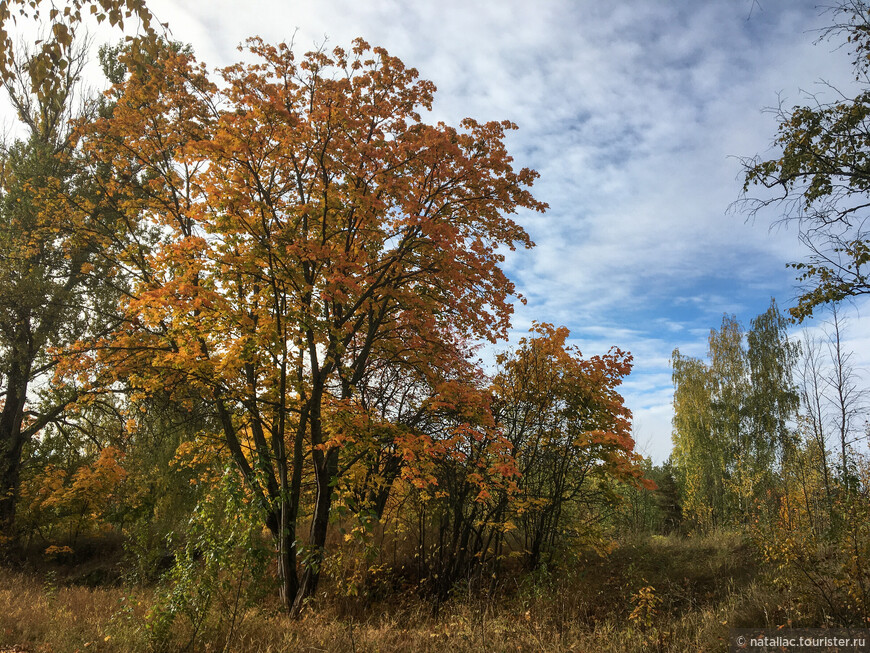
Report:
19,445,127,547
374,324,646,593
336,336,496,524
396,362,521,598
71,37,546,612
492,323,647,569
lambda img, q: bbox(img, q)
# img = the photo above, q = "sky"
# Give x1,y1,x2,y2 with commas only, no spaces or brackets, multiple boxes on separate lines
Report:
7,0,870,461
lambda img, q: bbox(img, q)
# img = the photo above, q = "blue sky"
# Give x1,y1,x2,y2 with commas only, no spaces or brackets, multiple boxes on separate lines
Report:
8,0,869,460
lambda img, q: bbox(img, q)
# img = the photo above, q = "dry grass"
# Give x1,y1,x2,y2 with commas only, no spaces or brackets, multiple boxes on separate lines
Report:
0,566,150,653
0,533,793,653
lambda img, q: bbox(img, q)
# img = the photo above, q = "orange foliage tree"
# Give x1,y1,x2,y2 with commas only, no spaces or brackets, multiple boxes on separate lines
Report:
19,445,127,549
492,323,649,569
69,38,546,612
390,359,523,597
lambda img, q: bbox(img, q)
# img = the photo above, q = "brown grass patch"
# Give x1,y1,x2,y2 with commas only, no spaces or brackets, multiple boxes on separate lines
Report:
0,533,798,653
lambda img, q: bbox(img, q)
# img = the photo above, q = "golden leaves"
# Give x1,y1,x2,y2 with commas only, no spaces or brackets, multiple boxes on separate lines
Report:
1,0,156,111
493,323,646,498
20,447,128,545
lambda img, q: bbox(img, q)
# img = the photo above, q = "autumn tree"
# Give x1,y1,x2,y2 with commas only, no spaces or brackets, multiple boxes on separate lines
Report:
735,301,801,512
399,364,520,599
798,330,837,514
73,38,545,613
707,314,752,515
741,1,870,320
338,338,487,524
823,307,868,487
491,323,646,569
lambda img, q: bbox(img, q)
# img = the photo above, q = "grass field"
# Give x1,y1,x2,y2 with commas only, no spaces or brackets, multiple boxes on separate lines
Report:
0,532,805,653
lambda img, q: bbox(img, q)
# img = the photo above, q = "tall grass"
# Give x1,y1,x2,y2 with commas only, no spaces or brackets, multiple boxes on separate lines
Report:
0,533,812,653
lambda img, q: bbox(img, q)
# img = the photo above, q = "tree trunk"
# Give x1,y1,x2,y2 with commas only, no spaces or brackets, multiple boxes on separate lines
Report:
278,411,305,612
0,376,28,538
291,446,338,615
275,496,299,608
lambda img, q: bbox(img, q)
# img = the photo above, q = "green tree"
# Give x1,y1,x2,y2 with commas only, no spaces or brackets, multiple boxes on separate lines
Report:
707,314,751,516
746,299,801,470
742,1,870,320
0,41,122,537
672,301,799,529
671,349,723,529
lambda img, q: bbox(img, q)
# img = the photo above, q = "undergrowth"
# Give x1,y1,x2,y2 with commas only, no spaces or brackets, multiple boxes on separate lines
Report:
0,532,838,653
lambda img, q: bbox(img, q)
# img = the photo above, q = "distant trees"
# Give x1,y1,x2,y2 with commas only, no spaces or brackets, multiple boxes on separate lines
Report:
671,300,799,529
671,349,720,528
671,293,869,551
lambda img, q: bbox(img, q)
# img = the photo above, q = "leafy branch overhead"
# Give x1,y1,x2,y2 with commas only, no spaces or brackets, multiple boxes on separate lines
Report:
0,0,155,101
741,1,870,320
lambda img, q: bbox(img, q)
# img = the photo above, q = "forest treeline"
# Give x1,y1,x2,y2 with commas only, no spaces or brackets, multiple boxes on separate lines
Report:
0,0,869,650
667,302,870,625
